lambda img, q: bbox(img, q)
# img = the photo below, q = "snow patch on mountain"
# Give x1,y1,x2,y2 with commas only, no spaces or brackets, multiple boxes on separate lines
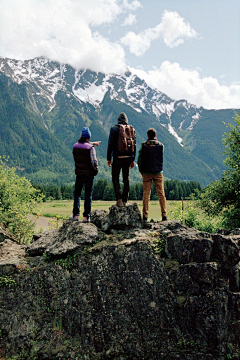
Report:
168,123,183,146
73,81,108,106
188,113,201,130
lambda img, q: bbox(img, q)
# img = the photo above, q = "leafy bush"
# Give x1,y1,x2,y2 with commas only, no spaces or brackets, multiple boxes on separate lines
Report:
0,157,43,243
198,113,240,230
169,200,222,233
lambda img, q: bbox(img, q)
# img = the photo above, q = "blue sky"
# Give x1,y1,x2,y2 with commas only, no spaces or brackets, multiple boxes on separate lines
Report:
0,0,239,109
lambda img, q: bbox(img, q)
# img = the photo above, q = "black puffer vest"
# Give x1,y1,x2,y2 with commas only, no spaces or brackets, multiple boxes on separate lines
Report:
141,139,163,173
73,142,97,177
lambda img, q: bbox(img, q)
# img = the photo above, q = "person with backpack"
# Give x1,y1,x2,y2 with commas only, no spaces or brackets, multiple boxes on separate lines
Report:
137,127,167,222
107,112,136,207
69,127,100,222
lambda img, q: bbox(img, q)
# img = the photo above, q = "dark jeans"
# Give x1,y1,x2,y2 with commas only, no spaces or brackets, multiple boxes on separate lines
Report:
112,157,132,203
73,175,94,218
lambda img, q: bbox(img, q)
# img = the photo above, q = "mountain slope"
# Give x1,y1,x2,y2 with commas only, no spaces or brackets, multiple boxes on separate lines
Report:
0,72,74,185
0,57,239,186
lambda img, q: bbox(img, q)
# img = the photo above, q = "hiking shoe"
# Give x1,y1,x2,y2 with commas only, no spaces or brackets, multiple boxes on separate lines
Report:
116,199,124,207
143,216,148,222
82,217,90,223
162,216,168,221
69,215,79,221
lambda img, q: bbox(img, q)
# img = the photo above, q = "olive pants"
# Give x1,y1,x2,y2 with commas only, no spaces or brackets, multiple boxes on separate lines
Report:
142,173,167,219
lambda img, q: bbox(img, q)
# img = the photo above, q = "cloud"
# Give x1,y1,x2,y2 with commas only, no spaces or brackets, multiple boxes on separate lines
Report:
121,10,197,56
131,61,240,109
122,0,142,11
0,0,140,73
122,14,137,26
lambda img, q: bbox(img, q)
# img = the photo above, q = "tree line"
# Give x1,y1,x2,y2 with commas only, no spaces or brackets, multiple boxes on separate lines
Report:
33,179,202,202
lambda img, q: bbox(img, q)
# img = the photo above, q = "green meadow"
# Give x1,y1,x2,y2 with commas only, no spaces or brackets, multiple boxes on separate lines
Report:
35,199,221,234
38,200,179,221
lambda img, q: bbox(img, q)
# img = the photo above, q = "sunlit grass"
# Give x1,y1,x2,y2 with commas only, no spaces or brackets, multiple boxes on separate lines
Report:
37,199,178,221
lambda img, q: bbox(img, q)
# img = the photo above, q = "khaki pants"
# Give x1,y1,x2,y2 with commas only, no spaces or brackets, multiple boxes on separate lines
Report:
142,174,167,219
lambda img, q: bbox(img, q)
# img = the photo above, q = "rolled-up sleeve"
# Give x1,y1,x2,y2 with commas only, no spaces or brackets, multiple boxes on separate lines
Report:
90,147,98,171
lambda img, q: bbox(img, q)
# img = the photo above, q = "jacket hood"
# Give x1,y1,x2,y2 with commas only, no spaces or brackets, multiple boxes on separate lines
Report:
117,112,128,125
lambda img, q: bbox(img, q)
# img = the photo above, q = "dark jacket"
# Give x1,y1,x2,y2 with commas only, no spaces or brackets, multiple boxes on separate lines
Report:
107,112,136,161
73,141,98,177
138,139,164,174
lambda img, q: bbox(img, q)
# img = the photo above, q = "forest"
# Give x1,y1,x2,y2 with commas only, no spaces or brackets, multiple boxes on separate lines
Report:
33,178,202,202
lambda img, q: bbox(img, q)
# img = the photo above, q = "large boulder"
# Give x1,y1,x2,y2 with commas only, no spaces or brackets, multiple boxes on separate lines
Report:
91,202,142,232
166,231,213,264
27,221,99,258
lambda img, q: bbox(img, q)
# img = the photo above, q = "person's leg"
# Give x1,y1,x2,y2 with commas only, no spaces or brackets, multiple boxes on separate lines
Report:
112,159,122,200
73,176,84,216
83,176,94,219
153,174,167,218
142,174,152,219
121,158,131,203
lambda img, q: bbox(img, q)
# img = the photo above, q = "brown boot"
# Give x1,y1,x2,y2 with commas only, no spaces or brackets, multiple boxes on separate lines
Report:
116,199,124,207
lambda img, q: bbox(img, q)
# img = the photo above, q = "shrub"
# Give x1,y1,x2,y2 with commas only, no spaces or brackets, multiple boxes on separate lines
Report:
0,157,43,243
198,113,240,229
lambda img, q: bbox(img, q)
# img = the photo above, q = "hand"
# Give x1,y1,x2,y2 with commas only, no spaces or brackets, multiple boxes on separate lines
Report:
130,161,134,169
92,141,101,146
107,160,112,167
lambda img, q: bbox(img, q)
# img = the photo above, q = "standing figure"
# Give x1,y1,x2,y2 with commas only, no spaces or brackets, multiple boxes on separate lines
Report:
137,128,167,222
70,127,99,222
107,112,136,207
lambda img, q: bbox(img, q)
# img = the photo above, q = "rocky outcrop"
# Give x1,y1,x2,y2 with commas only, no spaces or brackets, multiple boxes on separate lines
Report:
91,202,142,232
1,204,240,359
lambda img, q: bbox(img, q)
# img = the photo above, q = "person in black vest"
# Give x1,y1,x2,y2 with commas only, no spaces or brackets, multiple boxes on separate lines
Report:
70,127,100,222
107,112,136,207
137,127,167,222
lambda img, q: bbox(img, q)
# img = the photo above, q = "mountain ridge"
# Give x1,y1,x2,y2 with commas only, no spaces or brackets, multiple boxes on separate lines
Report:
0,57,239,186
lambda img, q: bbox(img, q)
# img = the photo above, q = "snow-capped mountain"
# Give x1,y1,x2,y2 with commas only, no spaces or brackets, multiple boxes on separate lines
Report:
0,57,202,146
0,57,238,186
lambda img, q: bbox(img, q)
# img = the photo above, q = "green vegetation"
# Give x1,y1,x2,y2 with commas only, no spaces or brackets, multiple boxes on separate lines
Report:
198,113,240,229
0,274,16,288
55,254,77,269
169,200,222,233
0,157,43,243
34,178,202,202
0,73,74,186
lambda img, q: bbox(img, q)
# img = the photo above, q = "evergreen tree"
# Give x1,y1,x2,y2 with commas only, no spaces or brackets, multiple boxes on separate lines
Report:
61,185,74,200
102,183,115,200
135,183,143,200
129,185,137,200
93,179,108,200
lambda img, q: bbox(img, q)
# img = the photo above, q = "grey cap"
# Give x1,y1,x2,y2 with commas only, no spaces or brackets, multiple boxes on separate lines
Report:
117,112,128,125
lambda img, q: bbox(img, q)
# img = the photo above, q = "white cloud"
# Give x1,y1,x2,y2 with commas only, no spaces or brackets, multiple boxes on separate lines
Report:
0,1,239,110
131,61,240,109
160,10,197,48
122,0,142,11
121,10,197,56
0,0,134,73
122,14,137,26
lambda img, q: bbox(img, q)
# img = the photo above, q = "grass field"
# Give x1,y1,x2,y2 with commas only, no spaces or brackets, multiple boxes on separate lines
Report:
34,199,221,234
37,200,180,221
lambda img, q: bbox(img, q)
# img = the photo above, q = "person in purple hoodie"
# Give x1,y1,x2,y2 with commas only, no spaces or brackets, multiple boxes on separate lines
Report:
69,127,100,222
